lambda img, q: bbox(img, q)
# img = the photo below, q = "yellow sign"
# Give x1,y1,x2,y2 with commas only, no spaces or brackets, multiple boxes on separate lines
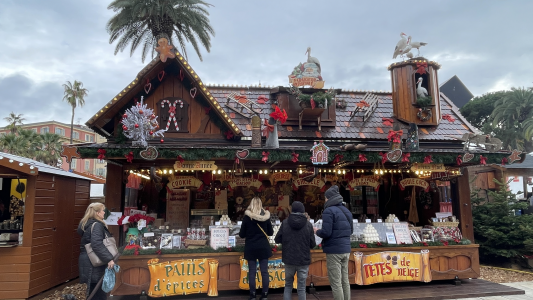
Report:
174,161,218,171
410,163,446,172
239,258,296,290
353,251,431,285
348,178,380,191
229,178,263,189
292,178,324,189
168,176,204,189
399,178,429,192
271,172,292,183
148,258,219,297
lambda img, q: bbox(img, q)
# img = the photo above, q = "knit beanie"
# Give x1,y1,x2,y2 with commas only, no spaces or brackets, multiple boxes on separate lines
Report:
325,185,343,203
291,201,305,213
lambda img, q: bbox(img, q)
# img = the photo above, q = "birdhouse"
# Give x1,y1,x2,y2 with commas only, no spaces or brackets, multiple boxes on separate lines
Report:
388,59,441,126
310,140,330,165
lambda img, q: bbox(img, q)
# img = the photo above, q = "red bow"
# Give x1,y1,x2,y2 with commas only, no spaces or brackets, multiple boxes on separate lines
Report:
310,97,316,109
479,155,487,165
168,106,176,114
225,130,234,140
125,151,134,163
156,250,162,255
97,149,106,160
402,153,410,162
270,105,288,124
204,107,212,115
332,154,344,164
424,155,433,164
501,157,508,166
234,95,248,104
235,156,240,165
359,244,368,248
422,242,429,247
257,95,269,104
262,151,270,163
291,152,299,163
382,118,394,127
442,114,455,123
376,242,383,246
379,152,387,164
356,100,370,108
387,130,403,143
456,155,462,166
416,62,428,74
272,245,278,252
262,119,274,138
442,241,449,246
358,154,367,162
177,155,184,163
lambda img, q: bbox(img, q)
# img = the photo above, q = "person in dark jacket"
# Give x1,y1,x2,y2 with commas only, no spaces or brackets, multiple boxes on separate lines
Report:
274,201,316,300
239,197,274,300
78,202,115,300
315,185,353,300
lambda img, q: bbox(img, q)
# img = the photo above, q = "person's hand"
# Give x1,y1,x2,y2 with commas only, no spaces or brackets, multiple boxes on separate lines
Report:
313,227,318,234
108,260,115,269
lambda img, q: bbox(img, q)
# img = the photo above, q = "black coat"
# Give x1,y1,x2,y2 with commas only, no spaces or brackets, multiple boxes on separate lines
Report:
239,209,274,261
316,198,353,254
77,219,115,285
274,213,316,266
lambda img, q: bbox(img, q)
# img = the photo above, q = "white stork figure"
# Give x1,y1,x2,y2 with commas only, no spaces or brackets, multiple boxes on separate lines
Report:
400,36,413,58
305,47,321,75
410,40,428,56
416,77,428,98
392,32,408,59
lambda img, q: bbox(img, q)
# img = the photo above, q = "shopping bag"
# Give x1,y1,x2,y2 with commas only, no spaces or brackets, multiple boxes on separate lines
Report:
102,264,120,293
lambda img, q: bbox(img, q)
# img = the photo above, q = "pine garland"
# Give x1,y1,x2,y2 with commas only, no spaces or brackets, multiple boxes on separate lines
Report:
298,92,333,107
416,96,432,108
78,147,511,165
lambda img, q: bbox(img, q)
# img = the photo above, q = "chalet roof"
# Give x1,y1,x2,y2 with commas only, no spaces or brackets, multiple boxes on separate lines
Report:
0,152,92,180
439,75,474,109
505,154,533,169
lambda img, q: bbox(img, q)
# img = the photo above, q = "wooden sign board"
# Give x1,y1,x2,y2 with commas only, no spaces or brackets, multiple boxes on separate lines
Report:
239,258,297,290
411,163,445,172
353,250,431,285
348,178,381,191
166,189,190,230
210,227,229,250
392,223,413,244
399,178,429,192
174,160,217,171
271,172,292,182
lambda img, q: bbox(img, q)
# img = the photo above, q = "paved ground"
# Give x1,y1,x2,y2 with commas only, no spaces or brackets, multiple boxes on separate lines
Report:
454,281,533,300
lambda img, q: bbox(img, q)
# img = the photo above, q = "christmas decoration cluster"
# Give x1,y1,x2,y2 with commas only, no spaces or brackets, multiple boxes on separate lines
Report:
121,97,166,147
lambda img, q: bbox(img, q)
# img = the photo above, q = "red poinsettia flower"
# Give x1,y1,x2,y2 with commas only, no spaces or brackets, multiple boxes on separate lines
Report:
97,149,106,160
332,154,344,164
358,154,367,162
402,153,410,162
422,242,429,247
424,155,433,164
442,241,449,246
262,151,270,163
156,249,162,255
270,105,288,124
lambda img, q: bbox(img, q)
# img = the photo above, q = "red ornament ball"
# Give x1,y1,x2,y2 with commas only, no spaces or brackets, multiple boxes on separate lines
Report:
134,124,139,128
139,110,144,114
160,139,164,143
151,114,156,119
149,131,154,135
122,125,128,131
123,113,127,119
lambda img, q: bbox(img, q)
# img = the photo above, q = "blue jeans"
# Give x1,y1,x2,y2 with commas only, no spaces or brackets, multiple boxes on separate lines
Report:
248,259,269,296
284,264,309,300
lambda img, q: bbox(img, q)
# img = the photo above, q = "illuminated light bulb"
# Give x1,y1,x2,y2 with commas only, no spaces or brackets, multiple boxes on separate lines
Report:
9,159,13,163
0,156,3,159
130,170,133,173
415,171,419,175
169,170,173,174
19,163,23,166
264,170,268,174
338,170,341,174
218,170,222,174
380,170,384,175
212,170,216,174
163,169,167,174
342,170,346,174
260,170,263,174
375,170,378,174
357,170,360,173
30,166,34,169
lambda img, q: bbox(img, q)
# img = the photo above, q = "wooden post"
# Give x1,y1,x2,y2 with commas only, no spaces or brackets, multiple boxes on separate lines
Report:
456,168,474,242
106,162,123,240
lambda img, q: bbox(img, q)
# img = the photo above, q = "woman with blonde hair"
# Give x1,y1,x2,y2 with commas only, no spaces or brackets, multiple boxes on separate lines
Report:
78,202,115,299
239,197,273,300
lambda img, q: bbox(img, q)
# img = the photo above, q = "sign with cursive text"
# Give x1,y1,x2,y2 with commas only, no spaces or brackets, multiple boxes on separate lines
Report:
174,161,218,171
348,177,381,191
399,178,429,192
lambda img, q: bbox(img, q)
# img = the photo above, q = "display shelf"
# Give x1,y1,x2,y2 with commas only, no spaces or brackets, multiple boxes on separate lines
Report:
190,209,227,216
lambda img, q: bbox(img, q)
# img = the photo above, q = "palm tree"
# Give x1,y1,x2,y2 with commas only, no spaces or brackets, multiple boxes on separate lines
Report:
3,112,25,134
17,129,41,158
106,0,215,62
0,133,26,156
36,133,63,166
62,80,89,145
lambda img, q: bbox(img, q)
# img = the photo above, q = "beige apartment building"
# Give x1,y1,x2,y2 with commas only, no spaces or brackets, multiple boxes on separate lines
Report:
0,121,107,178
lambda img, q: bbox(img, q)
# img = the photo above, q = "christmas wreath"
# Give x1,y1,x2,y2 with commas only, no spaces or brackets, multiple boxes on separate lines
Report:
417,108,432,122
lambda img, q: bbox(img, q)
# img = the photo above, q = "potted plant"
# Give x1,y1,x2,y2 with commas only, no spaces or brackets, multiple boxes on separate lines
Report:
265,105,288,148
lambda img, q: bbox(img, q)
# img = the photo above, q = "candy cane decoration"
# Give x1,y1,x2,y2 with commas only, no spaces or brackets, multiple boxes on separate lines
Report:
161,100,184,131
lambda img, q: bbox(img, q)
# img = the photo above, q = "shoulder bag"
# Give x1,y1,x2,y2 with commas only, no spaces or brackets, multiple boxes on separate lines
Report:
84,222,118,267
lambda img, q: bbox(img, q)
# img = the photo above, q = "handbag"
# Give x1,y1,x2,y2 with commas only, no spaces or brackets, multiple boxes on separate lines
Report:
84,222,118,267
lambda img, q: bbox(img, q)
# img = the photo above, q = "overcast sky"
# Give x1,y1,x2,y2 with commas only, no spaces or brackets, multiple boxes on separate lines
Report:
1,0,532,127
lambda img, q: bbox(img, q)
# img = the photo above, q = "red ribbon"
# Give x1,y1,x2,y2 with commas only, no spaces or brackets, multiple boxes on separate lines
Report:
379,152,387,164
177,155,184,163
382,118,394,127
479,155,487,165
387,130,403,143
358,154,367,162
291,152,299,163
501,157,508,166
356,100,370,108
424,155,433,164
156,249,162,255
359,244,368,248
97,149,106,160
332,154,344,164
442,114,456,123
402,153,410,162
235,156,240,165
310,98,316,109
262,119,274,138
234,95,248,103
125,151,134,163
456,155,462,166
262,151,269,163
416,62,428,74
257,95,269,104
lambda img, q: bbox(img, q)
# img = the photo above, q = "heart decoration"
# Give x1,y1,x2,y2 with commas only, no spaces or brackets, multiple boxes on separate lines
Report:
190,87,197,98
158,71,165,82
236,149,250,160
140,146,158,160
386,149,402,163
462,153,474,163
144,82,152,94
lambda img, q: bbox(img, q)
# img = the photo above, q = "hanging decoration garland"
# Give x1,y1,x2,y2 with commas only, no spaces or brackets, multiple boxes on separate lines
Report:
161,99,184,131
121,96,166,147
424,155,433,164
417,108,432,122
97,149,106,160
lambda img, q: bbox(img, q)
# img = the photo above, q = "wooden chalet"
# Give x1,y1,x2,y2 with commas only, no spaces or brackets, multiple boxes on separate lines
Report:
0,152,91,300
75,43,520,297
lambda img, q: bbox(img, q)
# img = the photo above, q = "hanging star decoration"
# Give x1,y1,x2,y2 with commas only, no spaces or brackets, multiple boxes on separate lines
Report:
382,118,394,127
424,155,433,164
479,155,487,165
415,62,428,75
154,37,176,63
177,155,184,163
262,119,274,138
332,154,344,164
501,157,508,166
456,155,462,166
508,149,522,163
262,151,270,163
125,151,134,163
60,145,81,164
97,149,106,160
402,153,410,162
291,152,299,163
358,154,367,162
225,130,234,140
379,152,387,164
442,114,456,123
